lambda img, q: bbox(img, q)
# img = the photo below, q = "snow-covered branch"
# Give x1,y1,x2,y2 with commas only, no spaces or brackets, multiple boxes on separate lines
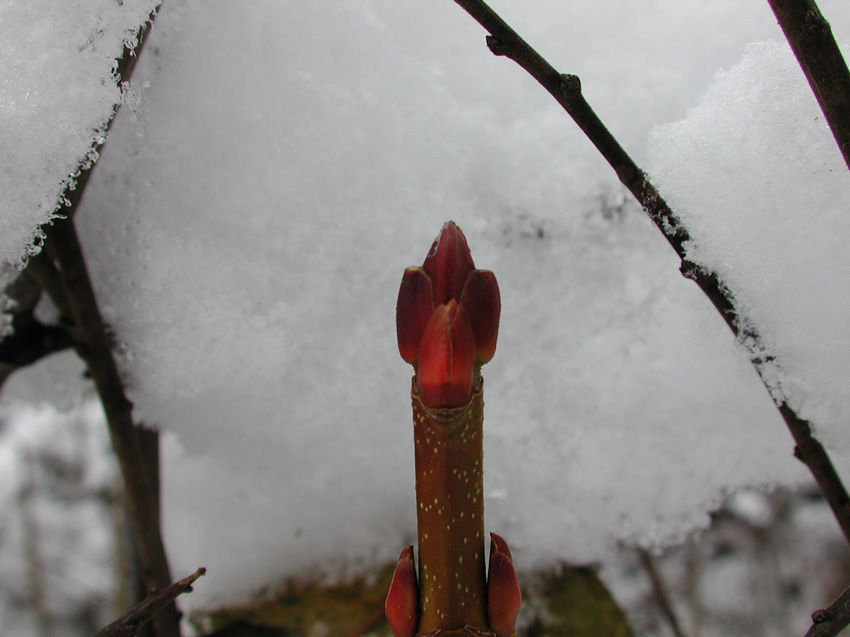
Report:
449,0,850,549
0,3,183,635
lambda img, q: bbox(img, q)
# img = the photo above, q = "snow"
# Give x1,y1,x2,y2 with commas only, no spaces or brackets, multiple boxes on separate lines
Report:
2,0,850,627
647,39,850,451
0,0,159,266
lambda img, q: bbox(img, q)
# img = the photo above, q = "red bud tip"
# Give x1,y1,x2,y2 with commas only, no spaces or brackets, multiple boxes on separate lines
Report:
487,533,521,637
459,269,501,364
417,300,476,408
423,221,475,306
490,532,514,561
385,546,419,637
396,267,435,364
397,222,501,371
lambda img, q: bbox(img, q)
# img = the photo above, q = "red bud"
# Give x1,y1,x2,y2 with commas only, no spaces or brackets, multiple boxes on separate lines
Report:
417,299,476,408
459,269,501,365
398,222,501,376
385,546,419,637
396,267,435,364
487,533,521,637
422,221,475,305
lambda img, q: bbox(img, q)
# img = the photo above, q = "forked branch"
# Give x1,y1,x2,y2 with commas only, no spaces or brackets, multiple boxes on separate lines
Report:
450,0,850,547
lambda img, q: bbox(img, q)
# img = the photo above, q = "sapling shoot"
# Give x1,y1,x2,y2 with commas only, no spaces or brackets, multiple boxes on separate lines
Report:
387,222,521,637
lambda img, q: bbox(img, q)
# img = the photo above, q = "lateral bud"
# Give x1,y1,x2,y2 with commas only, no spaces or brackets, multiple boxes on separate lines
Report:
385,546,419,637
487,533,521,637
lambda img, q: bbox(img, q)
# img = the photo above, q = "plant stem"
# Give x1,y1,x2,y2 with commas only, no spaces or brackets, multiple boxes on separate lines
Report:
412,377,489,634
450,0,850,546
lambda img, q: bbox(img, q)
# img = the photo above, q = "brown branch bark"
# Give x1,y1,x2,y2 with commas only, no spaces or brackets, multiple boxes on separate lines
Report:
93,568,205,637
767,0,850,172
450,0,850,546
804,582,850,637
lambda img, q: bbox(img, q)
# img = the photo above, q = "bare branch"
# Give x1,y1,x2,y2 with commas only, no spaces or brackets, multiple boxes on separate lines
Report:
93,568,206,637
767,0,850,172
637,548,688,637
804,582,850,637
50,215,180,637
449,0,850,546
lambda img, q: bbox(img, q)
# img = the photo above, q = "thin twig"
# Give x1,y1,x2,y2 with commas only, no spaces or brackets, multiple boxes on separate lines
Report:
93,568,206,637
450,0,850,547
767,0,850,172
637,548,688,637
804,582,850,637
